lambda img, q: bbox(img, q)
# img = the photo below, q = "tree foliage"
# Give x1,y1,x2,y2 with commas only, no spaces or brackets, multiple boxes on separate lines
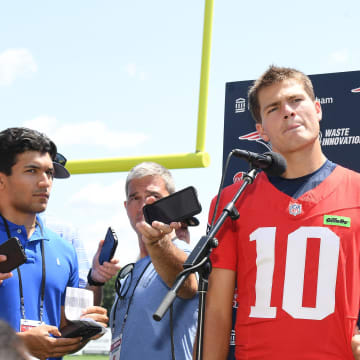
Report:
101,275,117,315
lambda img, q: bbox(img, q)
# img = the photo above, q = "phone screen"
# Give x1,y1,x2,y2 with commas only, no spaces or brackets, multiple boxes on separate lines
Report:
143,186,201,225
99,227,118,265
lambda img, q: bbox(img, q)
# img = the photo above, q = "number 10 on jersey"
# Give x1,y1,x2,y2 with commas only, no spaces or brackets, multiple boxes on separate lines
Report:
249,226,339,321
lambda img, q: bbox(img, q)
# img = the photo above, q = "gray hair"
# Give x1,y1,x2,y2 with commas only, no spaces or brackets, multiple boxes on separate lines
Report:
125,162,175,198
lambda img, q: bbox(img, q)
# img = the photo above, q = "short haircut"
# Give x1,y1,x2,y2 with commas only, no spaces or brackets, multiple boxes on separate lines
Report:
125,162,175,198
0,320,29,360
248,65,315,124
0,127,57,176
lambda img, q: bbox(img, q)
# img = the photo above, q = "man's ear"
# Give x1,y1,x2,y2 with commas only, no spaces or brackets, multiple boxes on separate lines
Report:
315,101,322,122
0,173,6,190
256,123,270,142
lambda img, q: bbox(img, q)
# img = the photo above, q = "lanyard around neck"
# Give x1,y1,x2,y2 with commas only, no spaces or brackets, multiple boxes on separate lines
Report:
112,260,152,333
0,215,46,322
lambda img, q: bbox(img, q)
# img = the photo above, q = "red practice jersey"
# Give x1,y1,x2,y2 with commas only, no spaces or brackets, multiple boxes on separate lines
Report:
209,166,360,360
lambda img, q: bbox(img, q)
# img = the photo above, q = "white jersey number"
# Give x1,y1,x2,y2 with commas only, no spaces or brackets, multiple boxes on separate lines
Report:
249,226,339,320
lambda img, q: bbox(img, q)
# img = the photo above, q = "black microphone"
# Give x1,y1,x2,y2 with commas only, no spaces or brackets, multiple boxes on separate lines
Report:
232,149,286,176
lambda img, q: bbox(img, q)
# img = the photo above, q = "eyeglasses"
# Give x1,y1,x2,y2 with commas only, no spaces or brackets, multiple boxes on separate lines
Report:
54,153,67,166
115,263,135,300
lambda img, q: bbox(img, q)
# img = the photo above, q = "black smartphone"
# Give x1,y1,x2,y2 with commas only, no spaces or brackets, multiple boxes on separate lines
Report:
61,319,103,341
143,186,202,225
98,227,118,265
0,237,27,273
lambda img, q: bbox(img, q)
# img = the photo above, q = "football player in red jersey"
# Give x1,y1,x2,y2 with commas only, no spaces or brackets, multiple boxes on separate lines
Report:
199,66,360,360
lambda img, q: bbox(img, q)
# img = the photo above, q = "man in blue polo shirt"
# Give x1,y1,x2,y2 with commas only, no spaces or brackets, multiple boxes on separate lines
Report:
0,127,108,360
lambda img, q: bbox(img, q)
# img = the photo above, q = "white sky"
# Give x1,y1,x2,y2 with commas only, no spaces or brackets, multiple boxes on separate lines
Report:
1,0,359,264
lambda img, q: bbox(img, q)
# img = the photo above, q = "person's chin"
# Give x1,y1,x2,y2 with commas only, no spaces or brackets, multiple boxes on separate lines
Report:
34,204,48,213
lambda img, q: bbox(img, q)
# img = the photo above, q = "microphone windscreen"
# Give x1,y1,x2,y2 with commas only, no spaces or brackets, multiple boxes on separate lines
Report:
263,152,287,176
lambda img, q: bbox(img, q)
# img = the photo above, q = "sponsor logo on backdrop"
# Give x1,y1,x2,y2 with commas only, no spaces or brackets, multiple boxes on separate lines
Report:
321,128,360,146
233,171,259,184
235,98,246,113
238,131,272,151
233,171,245,183
319,88,359,146
316,96,334,104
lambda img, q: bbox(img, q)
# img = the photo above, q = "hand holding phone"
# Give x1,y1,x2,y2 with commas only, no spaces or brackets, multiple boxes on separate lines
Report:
61,319,104,340
143,186,202,225
98,227,118,265
0,237,27,273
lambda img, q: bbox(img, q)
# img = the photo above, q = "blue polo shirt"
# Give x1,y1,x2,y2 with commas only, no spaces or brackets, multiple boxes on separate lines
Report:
0,215,79,336
41,214,90,288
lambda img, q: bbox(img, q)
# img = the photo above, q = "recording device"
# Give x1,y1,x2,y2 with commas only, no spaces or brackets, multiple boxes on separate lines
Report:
143,186,202,225
232,149,287,176
61,319,104,340
99,227,118,265
0,237,27,273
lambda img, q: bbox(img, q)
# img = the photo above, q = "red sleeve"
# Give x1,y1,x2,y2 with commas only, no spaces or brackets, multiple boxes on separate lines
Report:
208,187,238,271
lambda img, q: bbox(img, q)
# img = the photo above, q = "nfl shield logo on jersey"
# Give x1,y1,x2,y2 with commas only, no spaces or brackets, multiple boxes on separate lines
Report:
289,202,302,216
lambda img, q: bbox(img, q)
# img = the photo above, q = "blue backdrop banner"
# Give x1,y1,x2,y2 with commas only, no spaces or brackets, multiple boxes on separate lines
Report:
223,70,360,185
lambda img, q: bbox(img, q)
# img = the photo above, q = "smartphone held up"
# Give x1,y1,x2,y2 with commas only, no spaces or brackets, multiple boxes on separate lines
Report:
99,227,118,265
142,186,202,226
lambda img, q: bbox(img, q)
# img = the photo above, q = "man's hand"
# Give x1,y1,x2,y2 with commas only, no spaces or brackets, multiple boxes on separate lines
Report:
81,305,109,328
352,325,360,359
91,240,121,283
136,194,181,247
175,222,190,244
0,255,13,285
18,324,82,360
137,220,181,247
87,240,121,306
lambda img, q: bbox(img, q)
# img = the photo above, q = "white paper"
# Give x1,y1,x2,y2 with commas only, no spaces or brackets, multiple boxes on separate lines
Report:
65,287,94,321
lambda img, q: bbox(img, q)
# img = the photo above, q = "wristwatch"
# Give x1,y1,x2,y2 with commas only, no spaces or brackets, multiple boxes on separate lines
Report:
87,268,105,286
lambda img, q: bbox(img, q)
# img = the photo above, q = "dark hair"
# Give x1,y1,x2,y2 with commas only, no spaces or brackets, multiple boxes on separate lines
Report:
0,320,29,360
0,127,57,175
248,65,315,124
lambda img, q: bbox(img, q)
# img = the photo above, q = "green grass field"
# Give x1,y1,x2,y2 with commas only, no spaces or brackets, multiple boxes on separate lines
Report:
64,355,108,360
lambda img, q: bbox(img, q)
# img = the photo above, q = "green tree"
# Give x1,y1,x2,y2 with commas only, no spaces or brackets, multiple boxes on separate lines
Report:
101,275,117,315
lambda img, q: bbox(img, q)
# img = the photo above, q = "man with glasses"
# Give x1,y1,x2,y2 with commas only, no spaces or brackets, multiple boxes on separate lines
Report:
0,127,108,360
109,162,198,360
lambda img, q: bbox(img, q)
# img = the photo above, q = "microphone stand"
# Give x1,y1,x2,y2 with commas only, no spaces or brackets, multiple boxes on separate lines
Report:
153,167,259,360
